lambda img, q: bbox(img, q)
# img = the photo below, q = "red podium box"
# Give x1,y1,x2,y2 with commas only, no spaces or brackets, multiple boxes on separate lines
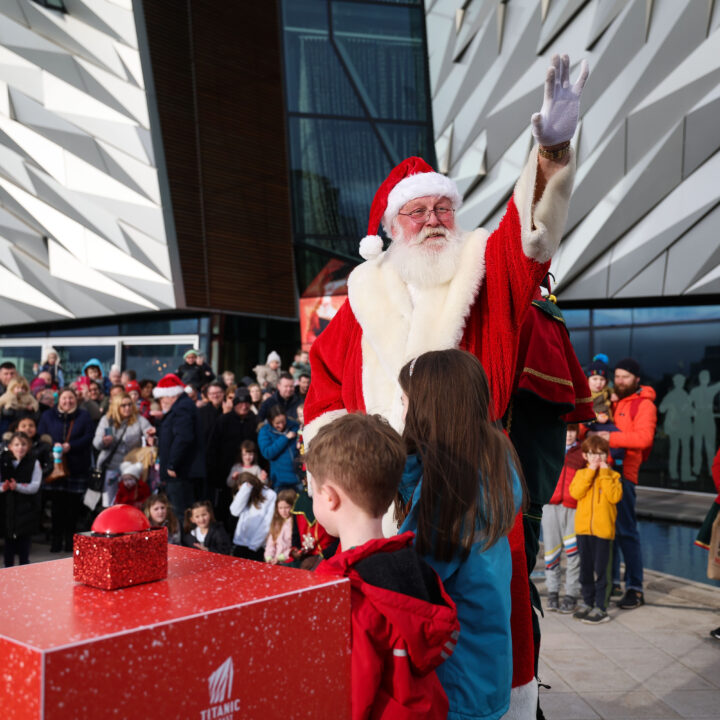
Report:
0,546,350,720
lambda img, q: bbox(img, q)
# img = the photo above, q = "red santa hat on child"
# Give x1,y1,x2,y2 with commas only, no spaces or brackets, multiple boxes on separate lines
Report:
153,373,188,398
359,156,462,261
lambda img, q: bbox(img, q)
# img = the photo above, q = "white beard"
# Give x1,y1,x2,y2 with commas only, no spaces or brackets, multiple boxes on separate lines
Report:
386,224,463,288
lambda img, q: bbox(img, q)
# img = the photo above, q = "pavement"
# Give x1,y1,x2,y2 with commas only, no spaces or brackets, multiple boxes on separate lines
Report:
535,561,720,719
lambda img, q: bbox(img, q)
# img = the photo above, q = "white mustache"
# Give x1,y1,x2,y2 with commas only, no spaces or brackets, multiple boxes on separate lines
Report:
410,226,449,245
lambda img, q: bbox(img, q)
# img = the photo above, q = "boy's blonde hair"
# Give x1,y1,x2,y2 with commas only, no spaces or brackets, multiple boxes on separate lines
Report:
305,413,405,518
582,434,610,455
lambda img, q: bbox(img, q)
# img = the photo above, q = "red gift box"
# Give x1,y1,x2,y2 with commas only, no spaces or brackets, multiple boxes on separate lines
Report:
73,504,168,590
1,546,350,720
73,526,168,590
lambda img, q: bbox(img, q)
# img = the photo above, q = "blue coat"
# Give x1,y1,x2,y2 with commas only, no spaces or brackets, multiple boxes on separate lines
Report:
157,393,204,483
398,454,522,720
257,420,299,490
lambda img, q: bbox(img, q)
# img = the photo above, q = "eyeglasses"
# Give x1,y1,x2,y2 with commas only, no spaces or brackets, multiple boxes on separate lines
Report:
120,402,133,408
586,452,605,457
397,206,455,223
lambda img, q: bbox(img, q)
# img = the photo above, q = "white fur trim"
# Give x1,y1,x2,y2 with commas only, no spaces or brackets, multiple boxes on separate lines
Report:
359,235,383,261
499,679,538,720
303,409,349,448
383,172,462,231
153,385,184,398
348,229,488,431
514,145,576,263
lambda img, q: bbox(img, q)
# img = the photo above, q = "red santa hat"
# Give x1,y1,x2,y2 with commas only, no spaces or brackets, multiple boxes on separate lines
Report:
153,373,187,398
359,156,462,261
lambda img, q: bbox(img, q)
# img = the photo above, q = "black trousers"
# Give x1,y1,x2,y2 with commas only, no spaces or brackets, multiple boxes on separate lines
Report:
50,490,84,551
232,545,265,562
577,534,612,610
4,535,32,566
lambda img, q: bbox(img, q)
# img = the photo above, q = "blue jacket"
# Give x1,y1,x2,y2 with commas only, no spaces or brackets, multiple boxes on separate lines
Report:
398,454,522,720
157,393,204,482
257,420,299,490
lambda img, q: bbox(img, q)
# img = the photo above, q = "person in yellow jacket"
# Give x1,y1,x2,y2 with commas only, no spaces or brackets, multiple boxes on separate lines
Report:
569,435,623,624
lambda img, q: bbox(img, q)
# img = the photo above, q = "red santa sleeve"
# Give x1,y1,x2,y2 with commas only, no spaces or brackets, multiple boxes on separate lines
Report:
304,300,354,446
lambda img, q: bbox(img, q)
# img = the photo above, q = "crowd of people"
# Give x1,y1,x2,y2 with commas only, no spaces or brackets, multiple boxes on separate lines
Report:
0,348,313,566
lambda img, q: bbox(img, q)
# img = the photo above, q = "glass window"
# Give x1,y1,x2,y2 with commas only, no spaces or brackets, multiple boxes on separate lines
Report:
52,324,119,337
0,346,42,381
122,344,194,381
119,317,199,336
593,328,631,369
593,308,632,326
632,305,720,324
54,346,116,385
630,322,720,383
562,309,590,329
567,330,590,368
333,2,427,122
377,123,435,167
289,117,393,239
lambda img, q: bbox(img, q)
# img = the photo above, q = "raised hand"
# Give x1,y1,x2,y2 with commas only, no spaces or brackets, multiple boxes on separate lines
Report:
531,54,589,148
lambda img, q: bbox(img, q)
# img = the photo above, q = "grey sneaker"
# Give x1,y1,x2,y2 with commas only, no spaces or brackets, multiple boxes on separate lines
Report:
572,603,592,620
558,596,577,614
546,593,559,612
582,607,610,624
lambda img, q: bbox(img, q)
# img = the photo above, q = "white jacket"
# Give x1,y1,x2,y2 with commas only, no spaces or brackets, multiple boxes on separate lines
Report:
229,483,276,551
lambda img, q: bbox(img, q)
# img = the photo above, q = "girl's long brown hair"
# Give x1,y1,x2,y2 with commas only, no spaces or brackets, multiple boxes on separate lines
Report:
399,349,523,562
269,489,297,540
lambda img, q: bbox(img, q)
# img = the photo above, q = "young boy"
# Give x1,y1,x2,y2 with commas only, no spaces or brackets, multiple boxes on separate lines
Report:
569,435,623,624
586,354,611,401
308,413,459,720
541,423,585,614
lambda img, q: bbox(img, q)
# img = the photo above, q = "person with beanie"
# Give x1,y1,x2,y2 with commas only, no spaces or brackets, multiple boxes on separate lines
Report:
253,351,282,389
596,358,656,610
114,461,150,509
176,349,214,391
304,54,589,717
586,353,611,399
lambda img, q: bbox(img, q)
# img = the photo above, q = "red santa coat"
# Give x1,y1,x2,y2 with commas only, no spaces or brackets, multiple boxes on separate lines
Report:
305,148,576,715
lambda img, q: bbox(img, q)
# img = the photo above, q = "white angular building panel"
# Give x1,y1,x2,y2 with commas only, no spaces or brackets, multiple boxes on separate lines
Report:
427,0,720,300
0,0,177,326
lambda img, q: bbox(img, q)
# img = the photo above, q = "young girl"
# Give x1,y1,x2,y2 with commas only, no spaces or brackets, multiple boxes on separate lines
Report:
397,349,522,720
264,489,296,564
143,492,181,544
0,432,42,566
182,500,232,555
226,440,268,488
257,406,299,491
229,472,276,561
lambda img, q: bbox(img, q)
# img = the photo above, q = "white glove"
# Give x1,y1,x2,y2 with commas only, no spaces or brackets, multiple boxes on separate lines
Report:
531,54,589,147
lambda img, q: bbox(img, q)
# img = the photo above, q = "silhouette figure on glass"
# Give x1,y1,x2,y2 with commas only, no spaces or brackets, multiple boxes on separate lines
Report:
690,370,720,475
658,374,693,483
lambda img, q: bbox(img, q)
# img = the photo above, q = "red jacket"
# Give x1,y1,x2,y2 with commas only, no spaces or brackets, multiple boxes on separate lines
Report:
114,480,150,509
316,532,459,720
548,443,585,508
610,386,657,484
712,447,720,505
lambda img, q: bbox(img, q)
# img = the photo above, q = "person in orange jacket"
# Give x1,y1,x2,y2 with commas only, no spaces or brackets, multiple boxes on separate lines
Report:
597,358,657,610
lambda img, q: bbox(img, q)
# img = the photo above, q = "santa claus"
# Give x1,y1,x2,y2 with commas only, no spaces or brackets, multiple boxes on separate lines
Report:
305,55,588,718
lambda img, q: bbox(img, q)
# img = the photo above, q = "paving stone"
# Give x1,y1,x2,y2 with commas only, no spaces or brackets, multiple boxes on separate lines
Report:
661,689,720,717
538,691,600,719
582,689,681,718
